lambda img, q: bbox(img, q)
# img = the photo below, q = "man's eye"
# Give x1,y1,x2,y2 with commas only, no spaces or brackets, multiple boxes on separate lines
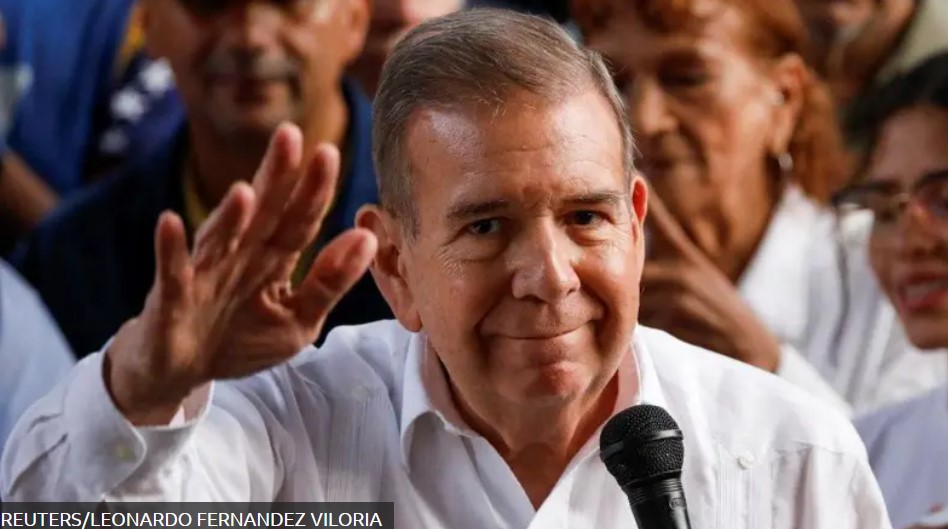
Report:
568,211,604,226
467,219,502,236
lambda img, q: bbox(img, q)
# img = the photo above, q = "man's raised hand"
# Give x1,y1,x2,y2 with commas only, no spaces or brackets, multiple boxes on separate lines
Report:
106,124,378,425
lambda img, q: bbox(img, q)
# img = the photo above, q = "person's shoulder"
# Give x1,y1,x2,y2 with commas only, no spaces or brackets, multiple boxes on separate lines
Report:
856,385,946,450
0,258,54,330
218,321,410,428
24,152,173,253
286,320,411,401
638,326,864,456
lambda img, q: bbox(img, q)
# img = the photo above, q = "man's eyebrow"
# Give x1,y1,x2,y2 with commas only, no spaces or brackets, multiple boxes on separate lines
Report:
564,191,626,207
444,191,627,222
445,199,510,222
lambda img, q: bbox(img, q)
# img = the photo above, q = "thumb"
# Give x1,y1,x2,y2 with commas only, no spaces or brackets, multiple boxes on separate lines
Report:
291,228,378,330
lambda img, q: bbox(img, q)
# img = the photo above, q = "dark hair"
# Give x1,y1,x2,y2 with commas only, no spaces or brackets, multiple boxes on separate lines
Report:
850,52,948,170
372,8,634,235
573,0,850,202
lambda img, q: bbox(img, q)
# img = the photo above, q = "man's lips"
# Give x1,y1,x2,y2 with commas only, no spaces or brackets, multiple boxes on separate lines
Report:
501,328,579,340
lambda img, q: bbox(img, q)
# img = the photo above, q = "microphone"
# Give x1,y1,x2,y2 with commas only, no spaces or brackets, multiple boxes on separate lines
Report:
600,404,692,529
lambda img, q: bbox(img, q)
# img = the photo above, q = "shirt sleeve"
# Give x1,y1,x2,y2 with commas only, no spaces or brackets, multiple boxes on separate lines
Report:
776,343,853,417
0,351,286,502
844,452,894,529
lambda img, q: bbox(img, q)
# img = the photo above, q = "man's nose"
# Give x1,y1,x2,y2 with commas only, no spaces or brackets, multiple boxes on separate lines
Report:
223,2,282,50
627,77,676,137
510,223,581,303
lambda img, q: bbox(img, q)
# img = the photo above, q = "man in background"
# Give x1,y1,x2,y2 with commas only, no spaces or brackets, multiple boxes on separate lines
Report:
14,0,392,357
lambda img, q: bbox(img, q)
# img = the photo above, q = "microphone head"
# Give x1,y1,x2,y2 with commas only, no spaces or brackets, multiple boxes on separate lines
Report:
599,404,685,487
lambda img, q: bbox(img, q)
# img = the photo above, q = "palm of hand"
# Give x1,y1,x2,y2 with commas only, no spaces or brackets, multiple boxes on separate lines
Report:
107,124,377,421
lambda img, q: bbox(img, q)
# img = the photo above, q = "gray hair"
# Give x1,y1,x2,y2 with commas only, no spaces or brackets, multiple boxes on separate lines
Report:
372,8,635,234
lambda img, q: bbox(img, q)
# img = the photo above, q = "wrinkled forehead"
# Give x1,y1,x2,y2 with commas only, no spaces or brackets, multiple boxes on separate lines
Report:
869,105,948,185
402,90,629,216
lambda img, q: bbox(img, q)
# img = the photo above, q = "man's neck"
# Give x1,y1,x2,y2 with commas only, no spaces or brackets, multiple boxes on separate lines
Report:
187,89,349,209
453,372,622,510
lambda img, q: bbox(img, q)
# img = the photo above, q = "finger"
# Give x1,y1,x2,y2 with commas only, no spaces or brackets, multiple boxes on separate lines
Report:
192,182,256,269
645,188,703,263
641,261,691,287
242,123,304,246
265,143,340,255
291,228,378,330
154,211,193,308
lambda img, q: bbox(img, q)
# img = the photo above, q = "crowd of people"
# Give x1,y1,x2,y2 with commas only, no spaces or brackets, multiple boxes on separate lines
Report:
0,0,946,527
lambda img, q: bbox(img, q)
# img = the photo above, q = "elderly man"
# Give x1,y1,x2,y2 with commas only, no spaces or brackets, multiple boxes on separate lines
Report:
13,0,392,356
1,10,888,528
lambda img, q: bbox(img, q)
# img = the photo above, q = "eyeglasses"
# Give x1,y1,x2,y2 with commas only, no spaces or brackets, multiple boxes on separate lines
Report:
176,0,322,17
831,169,948,239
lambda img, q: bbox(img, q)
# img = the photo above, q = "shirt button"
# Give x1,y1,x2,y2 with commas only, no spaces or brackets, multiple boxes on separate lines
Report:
738,453,756,469
113,444,136,462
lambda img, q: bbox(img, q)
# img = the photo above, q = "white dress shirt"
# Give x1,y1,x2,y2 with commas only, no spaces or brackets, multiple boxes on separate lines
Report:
857,384,948,529
2,321,890,528
739,186,947,415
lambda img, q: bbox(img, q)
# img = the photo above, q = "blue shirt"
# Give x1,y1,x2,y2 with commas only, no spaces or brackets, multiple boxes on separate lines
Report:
0,0,184,194
13,81,392,357
0,259,74,452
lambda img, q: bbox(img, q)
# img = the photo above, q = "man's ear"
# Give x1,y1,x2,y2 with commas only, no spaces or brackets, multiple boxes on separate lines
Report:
337,0,372,66
631,174,648,227
356,205,422,332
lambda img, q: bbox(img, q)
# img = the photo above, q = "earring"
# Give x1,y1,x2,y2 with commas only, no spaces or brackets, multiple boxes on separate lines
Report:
776,152,794,176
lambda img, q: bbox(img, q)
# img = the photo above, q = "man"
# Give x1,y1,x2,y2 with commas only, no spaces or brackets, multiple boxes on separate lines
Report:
13,0,392,356
0,258,74,451
1,10,888,528
348,0,464,96
792,0,948,151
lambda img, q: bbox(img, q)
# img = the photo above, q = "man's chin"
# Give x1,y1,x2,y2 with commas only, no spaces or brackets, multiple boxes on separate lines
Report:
510,363,590,403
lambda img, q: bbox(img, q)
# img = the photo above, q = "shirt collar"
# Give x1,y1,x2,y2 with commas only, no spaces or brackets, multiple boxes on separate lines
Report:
737,186,827,346
398,326,670,468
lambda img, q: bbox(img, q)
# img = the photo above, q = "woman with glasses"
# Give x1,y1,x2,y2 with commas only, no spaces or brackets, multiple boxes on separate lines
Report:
834,53,948,529
572,0,946,414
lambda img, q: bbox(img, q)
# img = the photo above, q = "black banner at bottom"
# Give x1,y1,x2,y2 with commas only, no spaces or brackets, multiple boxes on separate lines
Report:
0,504,393,529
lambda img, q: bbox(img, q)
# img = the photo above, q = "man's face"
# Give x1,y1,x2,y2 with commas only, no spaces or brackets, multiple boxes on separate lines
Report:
396,89,647,408
866,105,948,350
350,0,463,95
142,0,368,140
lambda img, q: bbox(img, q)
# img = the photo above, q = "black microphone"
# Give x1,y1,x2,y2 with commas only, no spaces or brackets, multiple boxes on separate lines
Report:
600,404,692,529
